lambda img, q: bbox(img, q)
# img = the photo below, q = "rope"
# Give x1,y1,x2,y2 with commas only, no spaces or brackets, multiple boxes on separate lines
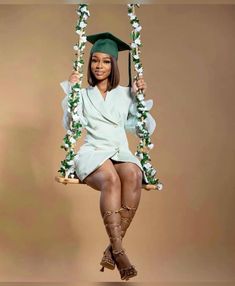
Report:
58,4,90,179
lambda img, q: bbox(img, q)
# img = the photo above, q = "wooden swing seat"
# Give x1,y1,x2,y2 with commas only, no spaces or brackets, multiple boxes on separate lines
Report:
55,176,157,191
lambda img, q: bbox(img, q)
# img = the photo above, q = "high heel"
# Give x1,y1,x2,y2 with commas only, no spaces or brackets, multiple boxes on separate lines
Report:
100,208,137,280
112,248,137,281
99,204,137,272
100,245,115,271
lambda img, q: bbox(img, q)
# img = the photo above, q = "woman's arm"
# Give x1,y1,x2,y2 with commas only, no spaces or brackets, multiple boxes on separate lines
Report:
124,94,156,136
124,77,156,136
60,71,87,130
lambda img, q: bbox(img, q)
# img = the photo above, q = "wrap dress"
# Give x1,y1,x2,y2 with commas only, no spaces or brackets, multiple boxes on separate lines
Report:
60,80,156,184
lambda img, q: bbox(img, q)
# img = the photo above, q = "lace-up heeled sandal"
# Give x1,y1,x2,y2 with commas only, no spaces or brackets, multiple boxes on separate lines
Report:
100,204,137,272
100,245,115,272
112,248,138,281
100,208,122,272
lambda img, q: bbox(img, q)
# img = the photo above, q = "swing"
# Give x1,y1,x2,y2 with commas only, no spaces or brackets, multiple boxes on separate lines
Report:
55,4,163,192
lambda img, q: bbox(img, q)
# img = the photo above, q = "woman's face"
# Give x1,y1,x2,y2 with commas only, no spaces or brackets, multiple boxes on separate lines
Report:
91,52,112,81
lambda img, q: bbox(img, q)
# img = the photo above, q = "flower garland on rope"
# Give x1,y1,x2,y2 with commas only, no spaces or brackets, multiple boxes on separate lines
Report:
128,4,163,191
58,4,90,179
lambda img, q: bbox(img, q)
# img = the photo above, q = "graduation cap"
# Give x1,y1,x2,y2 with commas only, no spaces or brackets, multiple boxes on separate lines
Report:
87,32,132,87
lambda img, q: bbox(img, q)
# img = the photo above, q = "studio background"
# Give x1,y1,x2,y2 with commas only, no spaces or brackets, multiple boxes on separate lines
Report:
0,3,234,283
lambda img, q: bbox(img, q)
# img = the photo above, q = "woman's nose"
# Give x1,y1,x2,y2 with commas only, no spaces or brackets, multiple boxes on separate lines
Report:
97,61,103,68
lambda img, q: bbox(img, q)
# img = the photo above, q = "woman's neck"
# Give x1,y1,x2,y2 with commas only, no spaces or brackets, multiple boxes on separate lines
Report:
96,79,108,94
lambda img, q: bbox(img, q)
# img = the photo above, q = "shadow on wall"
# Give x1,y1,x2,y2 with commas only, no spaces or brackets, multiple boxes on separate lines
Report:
0,123,80,278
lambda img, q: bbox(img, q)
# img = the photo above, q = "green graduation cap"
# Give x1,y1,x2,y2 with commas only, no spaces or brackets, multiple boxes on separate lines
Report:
87,32,132,87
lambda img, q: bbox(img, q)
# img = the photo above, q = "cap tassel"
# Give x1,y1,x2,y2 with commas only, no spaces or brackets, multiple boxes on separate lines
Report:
128,50,132,88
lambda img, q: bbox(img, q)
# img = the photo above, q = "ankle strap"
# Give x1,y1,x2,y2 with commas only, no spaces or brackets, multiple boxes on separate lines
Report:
112,248,125,256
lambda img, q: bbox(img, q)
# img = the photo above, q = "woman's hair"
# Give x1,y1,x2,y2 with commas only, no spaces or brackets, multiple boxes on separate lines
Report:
87,53,120,91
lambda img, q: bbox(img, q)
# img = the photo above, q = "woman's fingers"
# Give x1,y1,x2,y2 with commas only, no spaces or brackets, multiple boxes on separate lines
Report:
69,71,80,83
135,76,147,92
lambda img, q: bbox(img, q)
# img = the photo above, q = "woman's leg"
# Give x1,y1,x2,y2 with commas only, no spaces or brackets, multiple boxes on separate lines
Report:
83,159,121,212
112,161,143,240
83,159,135,278
97,160,142,279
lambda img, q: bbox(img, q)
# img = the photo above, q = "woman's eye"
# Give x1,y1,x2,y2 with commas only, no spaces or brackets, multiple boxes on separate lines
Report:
104,61,111,64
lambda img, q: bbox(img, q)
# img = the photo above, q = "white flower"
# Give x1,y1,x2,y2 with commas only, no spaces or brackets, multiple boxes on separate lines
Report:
150,168,157,176
148,143,154,149
67,130,72,136
144,162,152,169
80,45,86,51
137,67,144,74
72,113,80,121
137,93,144,101
81,6,88,13
68,160,74,166
65,143,69,148
66,166,75,177
131,42,137,49
80,21,87,28
138,106,147,112
135,37,141,45
133,22,139,28
130,15,136,20
135,25,142,32
83,14,88,21
73,45,79,51
76,29,82,35
139,153,144,159
70,137,76,144
157,182,163,191
137,121,144,128
77,61,83,68
73,87,80,92
133,54,140,60
80,35,87,43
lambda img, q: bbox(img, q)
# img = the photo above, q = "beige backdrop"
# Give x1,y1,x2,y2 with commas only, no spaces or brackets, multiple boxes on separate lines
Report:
0,3,235,284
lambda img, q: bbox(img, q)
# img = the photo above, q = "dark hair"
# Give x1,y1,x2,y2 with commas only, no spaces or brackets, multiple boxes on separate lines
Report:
87,53,120,91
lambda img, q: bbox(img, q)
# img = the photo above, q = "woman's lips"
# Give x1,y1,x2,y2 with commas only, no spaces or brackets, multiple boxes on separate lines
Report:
95,71,104,75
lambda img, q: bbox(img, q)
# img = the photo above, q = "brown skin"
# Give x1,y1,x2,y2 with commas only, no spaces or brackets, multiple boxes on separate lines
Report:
68,52,146,278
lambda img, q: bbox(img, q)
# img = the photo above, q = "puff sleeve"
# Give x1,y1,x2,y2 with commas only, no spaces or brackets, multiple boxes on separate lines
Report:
124,89,156,136
60,80,88,130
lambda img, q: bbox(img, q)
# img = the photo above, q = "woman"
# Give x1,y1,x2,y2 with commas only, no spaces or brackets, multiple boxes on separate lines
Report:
60,32,156,281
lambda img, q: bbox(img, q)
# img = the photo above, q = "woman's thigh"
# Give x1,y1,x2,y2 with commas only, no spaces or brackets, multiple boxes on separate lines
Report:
83,159,121,191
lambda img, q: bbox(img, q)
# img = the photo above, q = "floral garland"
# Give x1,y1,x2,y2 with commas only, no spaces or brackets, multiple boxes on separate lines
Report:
128,4,163,191
58,4,90,179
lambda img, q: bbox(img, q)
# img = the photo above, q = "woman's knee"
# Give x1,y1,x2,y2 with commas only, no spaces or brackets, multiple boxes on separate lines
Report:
83,159,121,191
125,165,143,187
101,171,121,190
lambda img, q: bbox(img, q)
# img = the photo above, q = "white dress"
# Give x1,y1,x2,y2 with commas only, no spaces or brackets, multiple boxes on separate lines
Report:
60,80,156,184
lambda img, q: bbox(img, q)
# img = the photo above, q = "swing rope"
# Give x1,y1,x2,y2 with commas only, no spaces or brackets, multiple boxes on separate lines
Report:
55,4,163,191
58,4,90,180
128,4,163,190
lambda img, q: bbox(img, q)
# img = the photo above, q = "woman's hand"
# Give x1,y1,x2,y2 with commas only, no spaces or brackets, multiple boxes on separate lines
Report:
132,75,147,94
68,70,80,84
